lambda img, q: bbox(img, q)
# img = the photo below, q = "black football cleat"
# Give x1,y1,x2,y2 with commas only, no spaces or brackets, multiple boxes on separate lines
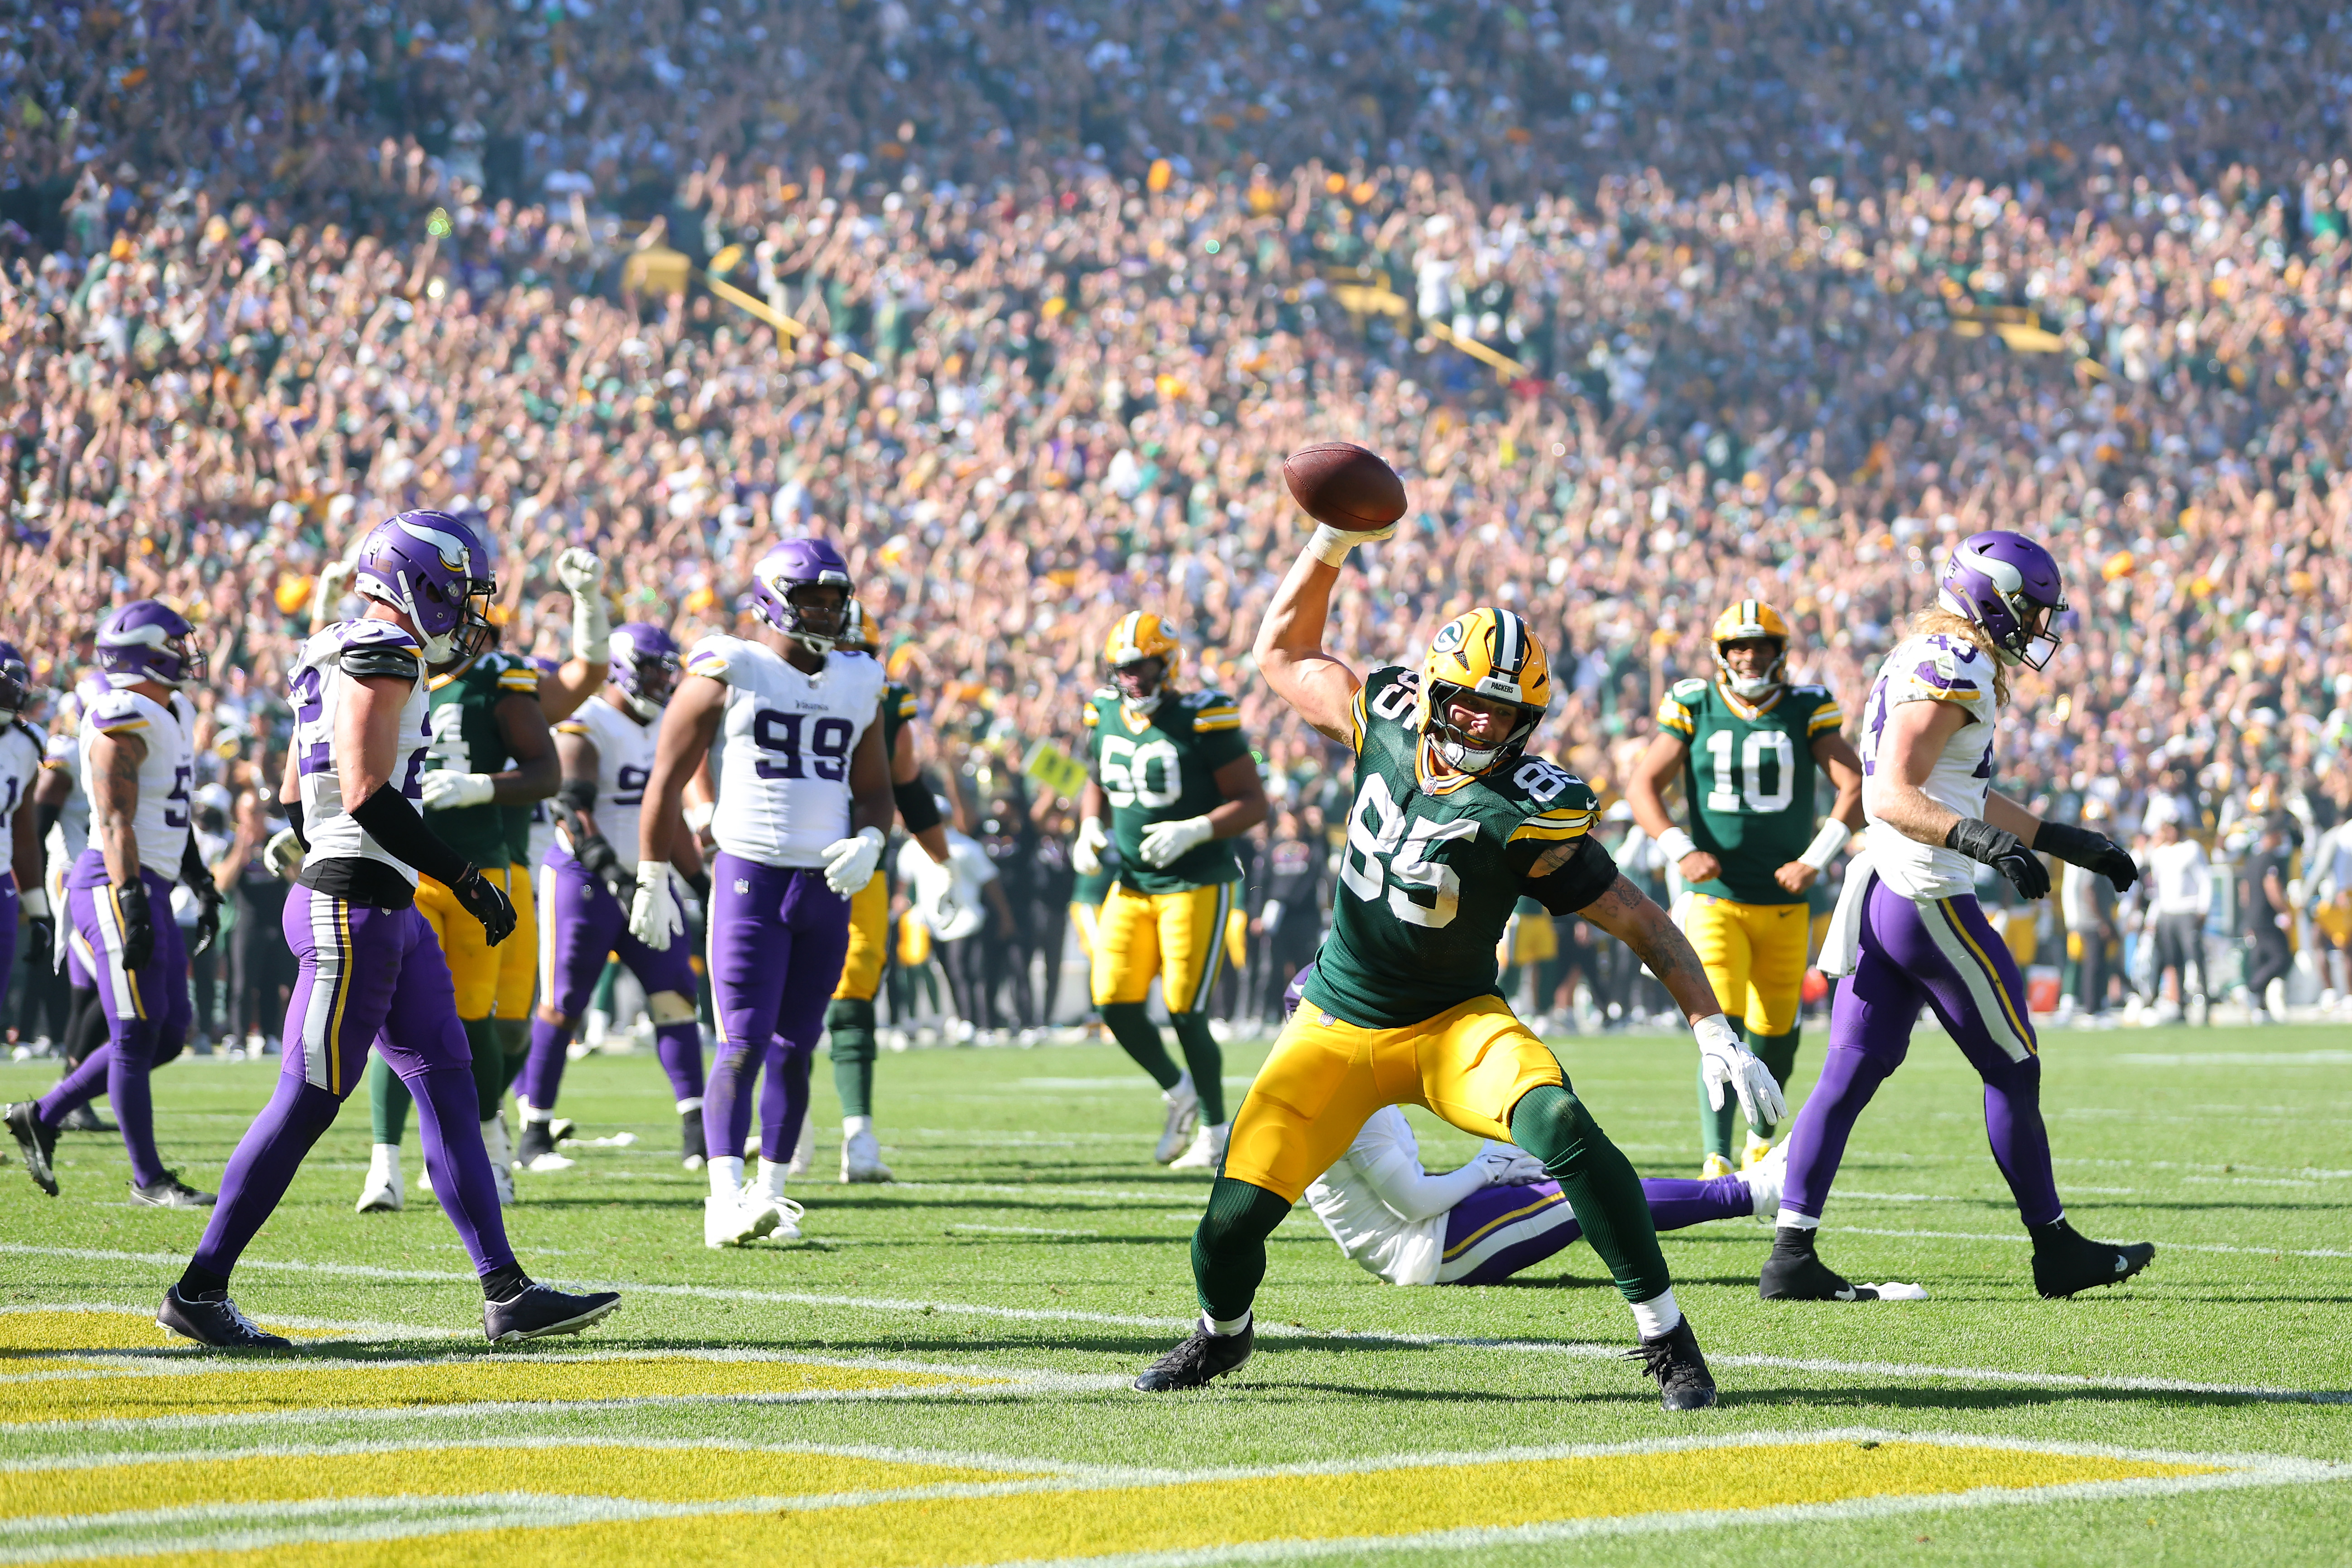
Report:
5,1102,58,1196
2031,1218,2155,1299
1131,1323,1253,1391
157,1287,291,1349
130,1172,217,1208
1627,1317,1718,1411
485,1283,622,1344
680,1106,706,1170
548,1117,577,1143
58,1103,114,1134
515,1120,560,1168
1758,1227,1885,1301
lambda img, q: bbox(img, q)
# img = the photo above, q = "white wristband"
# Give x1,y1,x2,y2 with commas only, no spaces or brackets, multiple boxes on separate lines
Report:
1798,817,1853,872
1654,827,1698,866
1306,522,1392,567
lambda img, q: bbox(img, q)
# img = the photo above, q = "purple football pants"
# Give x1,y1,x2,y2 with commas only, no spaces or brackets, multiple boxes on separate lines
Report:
703,852,849,1163
1437,1173,1752,1285
191,886,516,1282
40,862,190,1188
0,873,16,1049
518,853,704,1115
1781,877,2060,1227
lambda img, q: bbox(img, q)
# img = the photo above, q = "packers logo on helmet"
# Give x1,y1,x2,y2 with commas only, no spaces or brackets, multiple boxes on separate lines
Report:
1417,607,1550,776
1103,611,1181,714
1710,599,1792,701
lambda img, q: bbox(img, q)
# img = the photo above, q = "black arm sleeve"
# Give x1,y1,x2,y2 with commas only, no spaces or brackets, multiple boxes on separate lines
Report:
1525,833,1621,916
557,777,598,813
894,778,943,834
179,834,220,902
339,646,423,681
348,782,474,887
36,800,60,842
284,798,307,850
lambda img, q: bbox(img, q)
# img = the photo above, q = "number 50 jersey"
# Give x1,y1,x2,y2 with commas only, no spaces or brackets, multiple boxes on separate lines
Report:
686,634,885,870
1081,684,1249,892
1301,667,1615,1030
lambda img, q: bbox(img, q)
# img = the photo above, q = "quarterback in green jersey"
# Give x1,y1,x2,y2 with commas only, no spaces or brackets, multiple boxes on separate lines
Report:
1626,600,1864,1176
1129,494,1782,1410
1077,612,1267,1170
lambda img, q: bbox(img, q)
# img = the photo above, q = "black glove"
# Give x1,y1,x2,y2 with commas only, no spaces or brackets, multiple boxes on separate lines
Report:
27,912,53,956
451,864,518,946
190,892,222,958
2035,820,2139,893
686,869,713,910
1945,818,2049,901
112,877,157,970
573,830,630,902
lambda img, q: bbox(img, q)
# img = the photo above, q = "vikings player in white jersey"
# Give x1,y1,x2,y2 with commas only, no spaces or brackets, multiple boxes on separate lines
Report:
515,623,707,1170
6,603,222,1206
1762,532,2153,1303
157,511,619,1348
632,537,891,1249
0,642,44,1036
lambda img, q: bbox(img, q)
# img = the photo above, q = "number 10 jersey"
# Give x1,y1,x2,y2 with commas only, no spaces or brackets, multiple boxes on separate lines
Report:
1655,676,1843,907
1303,667,1607,1030
685,635,885,870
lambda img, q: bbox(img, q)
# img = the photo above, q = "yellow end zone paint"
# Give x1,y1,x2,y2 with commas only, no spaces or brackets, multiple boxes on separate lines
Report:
0,1354,994,1426
22,1439,2222,1568
0,1309,341,1357
2,1445,1040,1522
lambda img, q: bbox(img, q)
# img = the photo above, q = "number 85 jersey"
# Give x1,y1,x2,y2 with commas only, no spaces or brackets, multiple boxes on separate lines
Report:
1302,667,1616,1031
686,635,884,870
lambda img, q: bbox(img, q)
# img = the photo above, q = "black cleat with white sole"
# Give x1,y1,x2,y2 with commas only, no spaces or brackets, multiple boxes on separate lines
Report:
157,1287,291,1349
4,1102,58,1196
1758,1227,1886,1300
515,1120,561,1168
1131,1323,1254,1391
58,1103,114,1134
485,1283,622,1344
1627,1317,1718,1411
130,1172,217,1208
2031,1218,2155,1298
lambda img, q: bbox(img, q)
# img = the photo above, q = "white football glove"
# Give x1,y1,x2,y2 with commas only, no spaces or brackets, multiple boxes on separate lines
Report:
262,827,305,878
1137,814,1213,868
1696,1014,1787,1129
309,559,355,627
628,860,684,951
557,548,611,663
421,771,497,811
1306,520,1398,567
1072,815,1109,876
821,826,886,895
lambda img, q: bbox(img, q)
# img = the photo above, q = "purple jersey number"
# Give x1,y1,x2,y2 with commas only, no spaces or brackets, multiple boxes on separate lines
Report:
753,710,856,782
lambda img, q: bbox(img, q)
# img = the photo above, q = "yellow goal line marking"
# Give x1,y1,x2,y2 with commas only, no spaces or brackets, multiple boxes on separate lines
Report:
3,1246,2342,1405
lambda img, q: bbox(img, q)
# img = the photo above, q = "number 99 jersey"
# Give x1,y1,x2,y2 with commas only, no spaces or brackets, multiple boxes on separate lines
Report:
1080,683,1249,893
1301,667,1615,1031
1655,676,1843,906
685,634,884,869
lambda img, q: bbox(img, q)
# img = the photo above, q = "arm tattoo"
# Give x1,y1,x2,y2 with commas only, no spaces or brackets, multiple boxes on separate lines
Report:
1580,873,1713,1002
90,734,147,830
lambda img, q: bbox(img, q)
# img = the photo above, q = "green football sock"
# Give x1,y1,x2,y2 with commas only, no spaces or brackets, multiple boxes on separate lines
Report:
369,1054,411,1146
1742,1025,1801,1141
1191,1175,1295,1322
827,997,877,1120
1511,1081,1670,1305
465,1019,505,1120
590,960,619,1015
1167,1011,1225,1125
1698,1015,1746,1160
1100,1002,1183,1093
495,1019,531,1097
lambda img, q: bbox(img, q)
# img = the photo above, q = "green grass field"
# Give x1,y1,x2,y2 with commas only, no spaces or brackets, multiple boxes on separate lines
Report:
2,1019,2347,1566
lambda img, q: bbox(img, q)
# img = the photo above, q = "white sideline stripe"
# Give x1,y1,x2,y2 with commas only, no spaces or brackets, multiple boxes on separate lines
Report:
1,1248,2341,1404
0,1346,1111,1388
1822,1225,2352,1260
3,1431,2337,1566
2116,1050,2352,1066
0,1434,1104,1479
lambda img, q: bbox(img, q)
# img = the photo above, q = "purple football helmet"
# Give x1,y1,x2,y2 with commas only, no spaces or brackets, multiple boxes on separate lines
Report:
96,600,207,689
0,638,30,715
608,622,682,720
750,537,853,650
1938,530,2067,670
352,510,497,665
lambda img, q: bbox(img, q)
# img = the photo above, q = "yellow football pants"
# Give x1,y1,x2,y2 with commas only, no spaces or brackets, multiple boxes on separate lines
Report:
1089,879,1233,1014
1680,894,1808,1037
833,873,890,1002
416,866,524,1021
1226,995,1566,1203
494,863,535,1018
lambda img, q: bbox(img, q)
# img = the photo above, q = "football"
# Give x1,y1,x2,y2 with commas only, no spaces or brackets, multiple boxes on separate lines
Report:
1283,442,1408,531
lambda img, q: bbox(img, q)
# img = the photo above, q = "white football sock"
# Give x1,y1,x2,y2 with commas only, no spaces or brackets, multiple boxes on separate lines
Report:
1202,1307,1251,1337
1629,1289,1682,1340
519,1100,554,1126
843,1113,873,1136
709,1156,744,1200
1775,1207,1821,1230
676,1095,704,1115
756,1158,789,1200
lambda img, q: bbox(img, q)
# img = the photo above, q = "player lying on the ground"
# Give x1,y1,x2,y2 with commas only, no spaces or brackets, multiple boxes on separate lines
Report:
1130,445,1785,1411
155,511,618,1348
1763,530,2154,1303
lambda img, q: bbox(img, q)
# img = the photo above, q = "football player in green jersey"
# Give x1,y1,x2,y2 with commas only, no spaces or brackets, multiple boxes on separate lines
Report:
1077,612,1267,1169
1626,601,1864,1176
1129,507,1782,1410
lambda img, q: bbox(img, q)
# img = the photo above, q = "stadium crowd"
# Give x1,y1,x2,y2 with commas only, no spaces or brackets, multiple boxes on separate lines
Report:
6,1,2352,1046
